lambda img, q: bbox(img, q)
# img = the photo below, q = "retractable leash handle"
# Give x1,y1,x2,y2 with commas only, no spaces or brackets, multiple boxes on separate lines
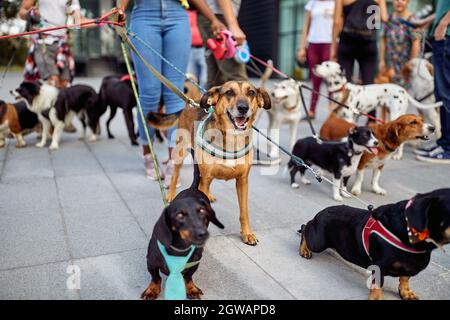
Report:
235,41,251,64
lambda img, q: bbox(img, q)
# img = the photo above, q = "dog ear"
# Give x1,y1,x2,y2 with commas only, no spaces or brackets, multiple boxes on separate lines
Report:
156,208,173,247
200,86,221,109
387,123,400,145
348,126,357,136
208,207,224,229
426,62,434,76
400,63,412,80
405,195,433,232
257,88,272,109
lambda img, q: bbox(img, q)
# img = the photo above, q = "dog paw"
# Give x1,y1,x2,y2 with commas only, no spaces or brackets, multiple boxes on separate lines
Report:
131,140,139,146
0,143,4,148
299,236,312,259
351,188,362,196
207,193,216,202
141,281,161,300
301,177,311,185
368,288,383,300
399,288,419,300
242,233,258,246
49,144,59,151
333,195,344,202
186,282,203,300
373,187,387,195
291,182,300,189
88,135,97,143
392,154,403,161
16,142,26,149
36,142,46,148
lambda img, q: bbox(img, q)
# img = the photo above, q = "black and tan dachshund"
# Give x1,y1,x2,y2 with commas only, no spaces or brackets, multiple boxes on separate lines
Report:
299,188,450,300
141,151,224,300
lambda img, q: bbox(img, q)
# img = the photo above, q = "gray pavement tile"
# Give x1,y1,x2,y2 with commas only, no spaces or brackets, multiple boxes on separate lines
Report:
0,178,59,212
5,142,50,161
74,248,148,300
2,154,54,182
0,261,78,300
56,173,121,208
87,138,142,173
63,201,148,259
127,198,166,239
228,227,377,300
108,170,165,201
0,209,69,270
51,142,102,177
199,236,294,300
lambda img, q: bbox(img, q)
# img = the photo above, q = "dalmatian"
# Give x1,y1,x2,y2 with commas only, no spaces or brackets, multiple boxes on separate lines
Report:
313,61,442,160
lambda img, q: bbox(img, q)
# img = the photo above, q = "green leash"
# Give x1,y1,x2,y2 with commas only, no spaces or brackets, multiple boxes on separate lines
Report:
120,42,168,207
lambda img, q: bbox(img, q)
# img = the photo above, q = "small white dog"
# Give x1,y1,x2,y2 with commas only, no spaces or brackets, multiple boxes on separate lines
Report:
314,61,442,159
402,58,441,139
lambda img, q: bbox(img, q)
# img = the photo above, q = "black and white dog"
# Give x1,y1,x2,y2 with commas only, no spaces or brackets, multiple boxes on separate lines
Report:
13,82,101,150
288,127,379,201
11,81,59,149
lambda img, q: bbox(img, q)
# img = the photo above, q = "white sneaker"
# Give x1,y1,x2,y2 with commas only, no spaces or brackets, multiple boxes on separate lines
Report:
143,154,164,180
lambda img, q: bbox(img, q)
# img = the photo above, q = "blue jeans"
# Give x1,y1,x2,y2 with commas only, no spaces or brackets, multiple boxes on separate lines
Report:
130,0,191,147
187,47,207,88
433,36,450,152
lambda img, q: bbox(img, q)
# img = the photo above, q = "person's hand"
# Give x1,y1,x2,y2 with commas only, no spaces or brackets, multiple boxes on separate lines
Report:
330,45,337,61
297,48,307,64
378,60,386,73
434,20,448,41
229,24,246,46
211,18,226,37
28,6,41,24
117,8,126,24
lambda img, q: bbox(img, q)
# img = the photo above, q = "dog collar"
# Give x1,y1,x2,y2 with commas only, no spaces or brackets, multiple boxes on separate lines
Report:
196,107,252,160
362,216,426,259
328,81,348,94
405,198,431,244
417,91,435,103
157,240,199,300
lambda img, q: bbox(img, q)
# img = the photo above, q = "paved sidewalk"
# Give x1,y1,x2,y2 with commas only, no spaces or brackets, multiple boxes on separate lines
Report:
0,73,449,300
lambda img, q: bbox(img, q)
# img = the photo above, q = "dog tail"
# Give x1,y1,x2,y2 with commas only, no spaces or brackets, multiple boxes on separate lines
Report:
406,91,443,110
189,148,201,190
146,110,182,130
259,60,273,89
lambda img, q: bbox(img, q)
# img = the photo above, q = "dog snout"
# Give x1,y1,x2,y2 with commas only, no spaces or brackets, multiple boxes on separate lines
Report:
373,139,379,146
237,101,249,115
195,229,209,242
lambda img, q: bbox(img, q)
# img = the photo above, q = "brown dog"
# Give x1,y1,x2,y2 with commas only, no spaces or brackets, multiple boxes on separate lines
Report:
319,111,356,141
351,115,435,196
0,100,39,148
147,81,271,245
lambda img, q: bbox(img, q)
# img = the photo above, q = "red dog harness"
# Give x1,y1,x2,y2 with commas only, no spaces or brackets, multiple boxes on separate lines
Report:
362,216,426,258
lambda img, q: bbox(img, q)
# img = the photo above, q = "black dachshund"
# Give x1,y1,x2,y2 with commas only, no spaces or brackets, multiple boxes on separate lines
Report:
299,188,450,300
141,151,224,300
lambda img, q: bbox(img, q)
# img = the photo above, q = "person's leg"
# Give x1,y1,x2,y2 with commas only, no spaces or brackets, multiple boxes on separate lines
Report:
161,7,191,186
130,7,163,177
417,37,450,163
357,40,378,121
307,43,322,116
33,42,59,85
337,39,355,82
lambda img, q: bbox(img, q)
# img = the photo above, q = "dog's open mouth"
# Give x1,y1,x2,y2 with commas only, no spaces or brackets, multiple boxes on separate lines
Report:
416,135,430,141
366,146,379,155
227,111,249,130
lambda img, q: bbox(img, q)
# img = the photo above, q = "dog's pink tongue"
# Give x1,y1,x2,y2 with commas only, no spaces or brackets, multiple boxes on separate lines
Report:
235,117,247,127
370,147,379,155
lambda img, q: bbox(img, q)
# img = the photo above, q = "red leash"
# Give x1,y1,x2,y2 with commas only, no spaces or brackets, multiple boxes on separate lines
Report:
0,9,123,40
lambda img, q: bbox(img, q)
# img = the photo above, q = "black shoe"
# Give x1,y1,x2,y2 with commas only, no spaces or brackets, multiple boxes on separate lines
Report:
253,148,281,166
